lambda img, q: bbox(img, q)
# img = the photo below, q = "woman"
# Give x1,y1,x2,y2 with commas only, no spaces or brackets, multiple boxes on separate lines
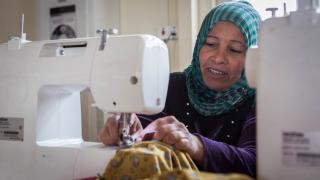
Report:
99,0,261,178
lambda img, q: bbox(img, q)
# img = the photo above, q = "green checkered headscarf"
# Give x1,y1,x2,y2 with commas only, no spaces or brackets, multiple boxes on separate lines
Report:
184,0,261,116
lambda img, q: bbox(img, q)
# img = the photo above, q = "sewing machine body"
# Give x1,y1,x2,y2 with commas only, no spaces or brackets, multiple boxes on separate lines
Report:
0,35,169,179
246,1,320,179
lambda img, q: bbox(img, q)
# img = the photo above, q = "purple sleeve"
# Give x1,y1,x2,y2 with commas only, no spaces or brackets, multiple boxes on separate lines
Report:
195,112,256,177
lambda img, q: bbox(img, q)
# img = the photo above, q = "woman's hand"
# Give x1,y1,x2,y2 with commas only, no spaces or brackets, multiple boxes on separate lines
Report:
139,116,204,164
99,113,143,145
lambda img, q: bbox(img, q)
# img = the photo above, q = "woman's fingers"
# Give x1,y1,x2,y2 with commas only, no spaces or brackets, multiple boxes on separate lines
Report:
149,117,191,149
162,130,187,145
141,115,204,163
98,124,109,144
99,115,120,145
99,114,204,164
99,113,144,145
153,123,176,141
142,116,179,134
130,113,143,134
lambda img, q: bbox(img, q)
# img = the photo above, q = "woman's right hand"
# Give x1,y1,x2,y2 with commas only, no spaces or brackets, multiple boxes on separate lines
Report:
99,113,143,145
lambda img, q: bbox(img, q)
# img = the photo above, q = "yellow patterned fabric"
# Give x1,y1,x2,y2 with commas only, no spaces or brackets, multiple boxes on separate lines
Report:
101,141,198,179
150,169,253,180
99,141,252,180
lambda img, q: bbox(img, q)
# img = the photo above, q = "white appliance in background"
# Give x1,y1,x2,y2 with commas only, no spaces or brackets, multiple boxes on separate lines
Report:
49,4,77,39
246,0,320,179
0,32,169,179
36,0,120,40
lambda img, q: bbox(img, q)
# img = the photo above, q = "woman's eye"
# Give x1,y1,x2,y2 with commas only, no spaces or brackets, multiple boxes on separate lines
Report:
205,42,218,47
230,48,243,54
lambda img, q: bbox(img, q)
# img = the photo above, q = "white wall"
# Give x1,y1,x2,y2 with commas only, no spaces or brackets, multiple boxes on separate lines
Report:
176,0,198,71
120,0,213,72
0,0,37,43
120,0,179,71
120,0,169,35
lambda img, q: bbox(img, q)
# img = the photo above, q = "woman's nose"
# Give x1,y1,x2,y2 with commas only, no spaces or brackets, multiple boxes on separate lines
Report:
212,49,227,64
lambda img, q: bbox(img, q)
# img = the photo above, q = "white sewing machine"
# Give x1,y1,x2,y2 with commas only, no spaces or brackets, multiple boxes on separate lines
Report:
0,31,169,179
246,0,320,179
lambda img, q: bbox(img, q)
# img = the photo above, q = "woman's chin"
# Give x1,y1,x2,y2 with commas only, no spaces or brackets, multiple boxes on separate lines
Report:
203,79,229,92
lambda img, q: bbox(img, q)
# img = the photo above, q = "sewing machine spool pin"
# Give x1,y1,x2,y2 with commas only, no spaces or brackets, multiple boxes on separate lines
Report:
96,28,118,51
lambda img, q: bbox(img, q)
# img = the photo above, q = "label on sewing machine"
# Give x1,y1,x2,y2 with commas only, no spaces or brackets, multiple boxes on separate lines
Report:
0,117,24,141
282,131,320,167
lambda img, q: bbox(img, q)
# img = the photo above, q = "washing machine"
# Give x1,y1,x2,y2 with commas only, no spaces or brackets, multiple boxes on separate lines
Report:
36,0,120,40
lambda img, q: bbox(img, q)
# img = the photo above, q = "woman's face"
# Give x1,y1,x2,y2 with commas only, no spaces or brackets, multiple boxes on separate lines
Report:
199,21,246,91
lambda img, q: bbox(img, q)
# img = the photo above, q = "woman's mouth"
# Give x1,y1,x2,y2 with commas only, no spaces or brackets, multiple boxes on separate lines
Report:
208,68,227,77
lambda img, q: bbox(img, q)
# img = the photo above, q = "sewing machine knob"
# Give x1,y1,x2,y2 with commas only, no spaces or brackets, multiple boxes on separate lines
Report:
156,98,161,106
56,47,65,56
130,76,138,85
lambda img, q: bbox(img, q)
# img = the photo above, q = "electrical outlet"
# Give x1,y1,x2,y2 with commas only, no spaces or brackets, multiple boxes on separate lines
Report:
158,26,178,43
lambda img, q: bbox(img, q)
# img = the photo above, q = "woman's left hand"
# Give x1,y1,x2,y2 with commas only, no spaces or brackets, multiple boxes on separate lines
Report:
139,116,204,164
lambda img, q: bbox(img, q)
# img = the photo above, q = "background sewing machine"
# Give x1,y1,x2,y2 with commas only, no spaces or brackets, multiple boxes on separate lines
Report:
0,29,169,179
246,0,320,179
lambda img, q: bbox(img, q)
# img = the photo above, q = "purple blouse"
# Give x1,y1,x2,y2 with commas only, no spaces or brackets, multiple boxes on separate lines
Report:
139,72,256,177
